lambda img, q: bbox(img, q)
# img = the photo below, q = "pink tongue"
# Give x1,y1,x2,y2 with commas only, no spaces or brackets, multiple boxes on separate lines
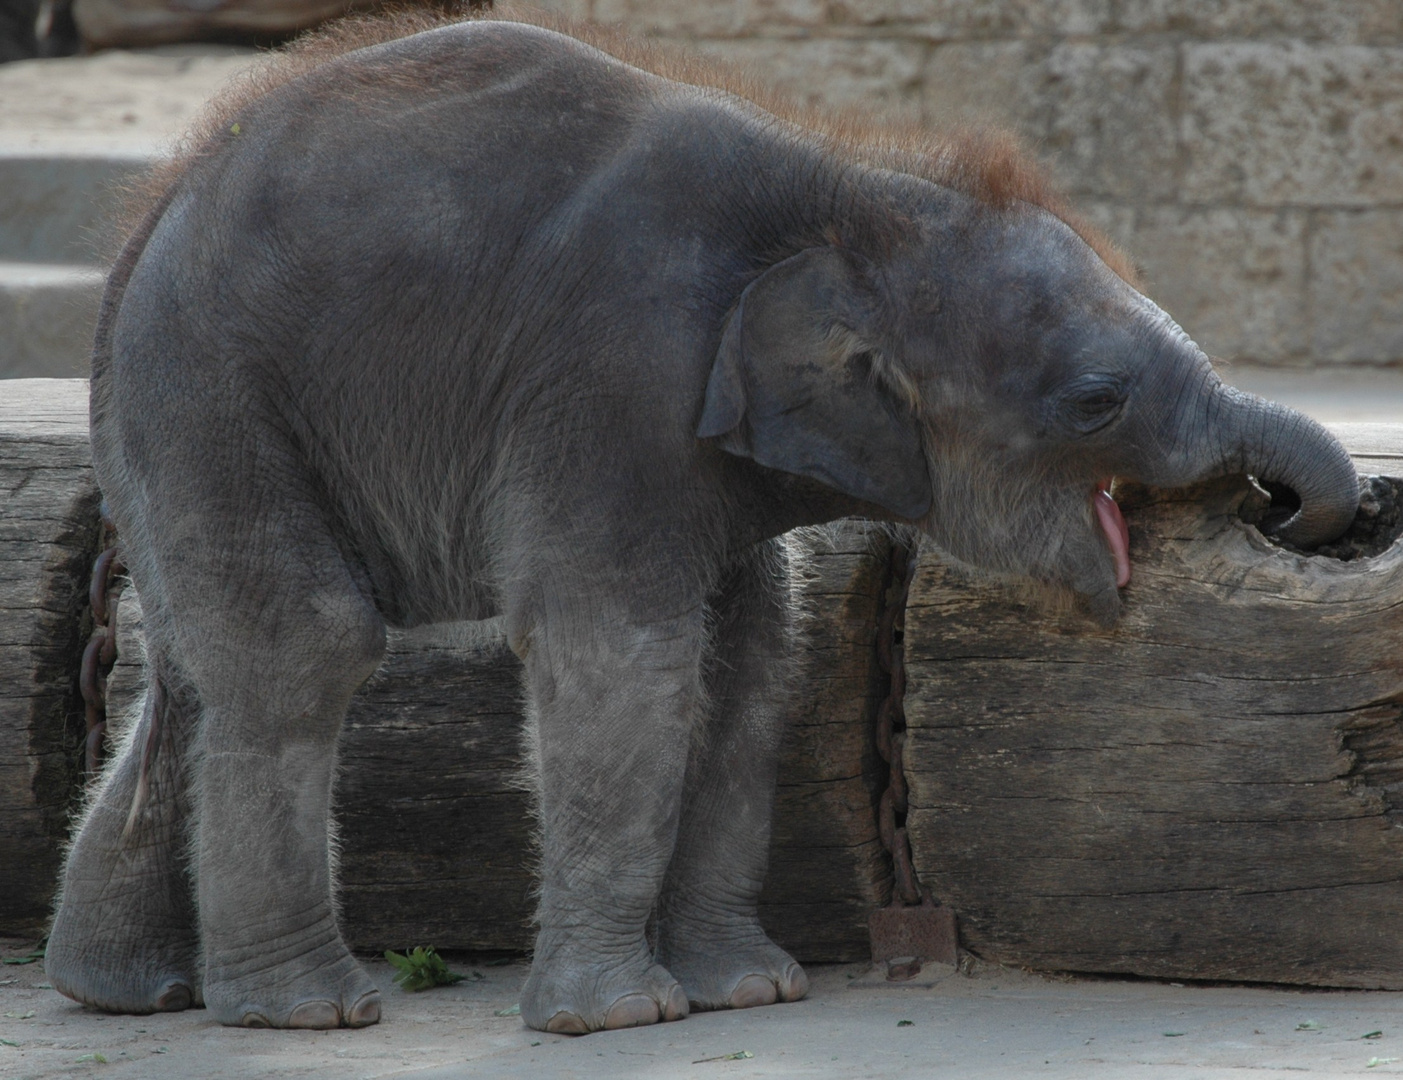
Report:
1094,486,1131,588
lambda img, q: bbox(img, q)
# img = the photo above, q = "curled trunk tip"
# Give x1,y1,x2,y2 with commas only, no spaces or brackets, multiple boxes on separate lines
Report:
1226,390,1360,549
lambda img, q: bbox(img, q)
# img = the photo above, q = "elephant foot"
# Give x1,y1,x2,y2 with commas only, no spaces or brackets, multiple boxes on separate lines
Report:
47,885,201,1015
520,950,688,1034
656,925,808,1012
47,933,200,1015
204,938,380,1029
47,953,200,1016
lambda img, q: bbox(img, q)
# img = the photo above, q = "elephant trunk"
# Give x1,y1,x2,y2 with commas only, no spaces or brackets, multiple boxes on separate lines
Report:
1211,383,1360,548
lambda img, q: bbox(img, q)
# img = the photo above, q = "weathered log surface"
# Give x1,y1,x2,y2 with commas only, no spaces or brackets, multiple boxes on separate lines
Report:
5,380,892,959
904,461,1403,988
0,379,99,936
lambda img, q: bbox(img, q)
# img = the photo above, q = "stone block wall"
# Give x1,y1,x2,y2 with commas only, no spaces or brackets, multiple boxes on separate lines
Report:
531,0,1403,369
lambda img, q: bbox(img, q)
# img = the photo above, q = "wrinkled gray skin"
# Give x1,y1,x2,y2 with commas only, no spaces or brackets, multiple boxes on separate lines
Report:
48,20,1359,1035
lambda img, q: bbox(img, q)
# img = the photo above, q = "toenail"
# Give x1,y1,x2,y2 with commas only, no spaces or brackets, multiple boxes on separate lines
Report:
545,1011,590,1035
663,984,689,1022
346,991,381,1027
154,981,192,1012
782,963,810,1002
603,993,660,1029
288,1000,341,1029
241,1012,272,1028
729,974,778,1010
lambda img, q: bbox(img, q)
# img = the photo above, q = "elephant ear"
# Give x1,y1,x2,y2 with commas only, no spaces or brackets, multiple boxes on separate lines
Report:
696,247,932,519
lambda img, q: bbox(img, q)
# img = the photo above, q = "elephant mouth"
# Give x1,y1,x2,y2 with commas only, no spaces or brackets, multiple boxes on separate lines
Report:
1094,480,1131,588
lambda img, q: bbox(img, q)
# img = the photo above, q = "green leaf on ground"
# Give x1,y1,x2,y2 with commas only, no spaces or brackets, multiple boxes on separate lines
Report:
1163,1032,1186,1037
75,1053,108,1064
494,1004,520,1017
3,940,46,966
1367,1057,1398,1068
1363,1032,1385,1040
384,947,465,992
1297,1021,1325,1031
897,1020,914,1027
0,1038,19,1047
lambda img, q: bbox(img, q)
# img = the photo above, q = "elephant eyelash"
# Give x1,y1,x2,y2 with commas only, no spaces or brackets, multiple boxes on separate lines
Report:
1066,395,1124,434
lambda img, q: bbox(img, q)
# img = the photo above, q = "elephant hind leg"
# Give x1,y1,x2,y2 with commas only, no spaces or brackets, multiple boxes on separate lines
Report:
184,547,387,1030
47,655,202,1015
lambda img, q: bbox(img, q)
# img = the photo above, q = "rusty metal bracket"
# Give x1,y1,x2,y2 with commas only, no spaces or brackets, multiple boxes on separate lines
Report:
869,537,958,979
79,509,125,777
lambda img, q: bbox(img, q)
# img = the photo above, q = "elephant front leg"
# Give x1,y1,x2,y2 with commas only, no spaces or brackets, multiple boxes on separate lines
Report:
516,601,703,1035
654,540,808,1012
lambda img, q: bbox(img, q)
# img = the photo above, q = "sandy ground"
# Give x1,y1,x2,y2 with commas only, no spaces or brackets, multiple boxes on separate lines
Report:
4,935,1403,1080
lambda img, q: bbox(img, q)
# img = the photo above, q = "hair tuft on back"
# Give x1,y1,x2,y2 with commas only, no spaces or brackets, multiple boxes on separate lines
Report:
113,1,1140,286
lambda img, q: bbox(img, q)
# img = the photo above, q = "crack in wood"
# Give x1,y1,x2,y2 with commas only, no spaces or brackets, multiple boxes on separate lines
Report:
1338,701,1403,817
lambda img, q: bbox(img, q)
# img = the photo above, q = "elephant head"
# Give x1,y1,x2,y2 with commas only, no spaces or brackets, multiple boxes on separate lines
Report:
698,197,1359,625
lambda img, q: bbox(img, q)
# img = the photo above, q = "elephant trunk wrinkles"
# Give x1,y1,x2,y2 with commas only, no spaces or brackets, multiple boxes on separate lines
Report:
1212,384,1360,548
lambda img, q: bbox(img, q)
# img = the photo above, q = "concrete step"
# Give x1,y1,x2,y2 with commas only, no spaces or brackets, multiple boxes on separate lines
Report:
0,48,261,379
0,261,105,378
0,147,151,263
0,47,260,265
1217,363,1403,425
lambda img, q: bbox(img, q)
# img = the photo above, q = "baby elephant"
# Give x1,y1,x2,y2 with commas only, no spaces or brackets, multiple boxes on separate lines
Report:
48,13,1358,1034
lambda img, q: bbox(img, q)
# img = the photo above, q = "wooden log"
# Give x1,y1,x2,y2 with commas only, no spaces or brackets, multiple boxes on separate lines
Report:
903,437,1403,988
5,379,893,959
16,376,1403,986
0,379,100,937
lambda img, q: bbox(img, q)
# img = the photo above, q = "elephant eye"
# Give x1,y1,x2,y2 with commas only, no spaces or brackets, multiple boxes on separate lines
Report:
1064,383,1125,434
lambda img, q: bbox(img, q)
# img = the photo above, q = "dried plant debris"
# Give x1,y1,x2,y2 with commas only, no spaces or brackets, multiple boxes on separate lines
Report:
1261,476,1403,561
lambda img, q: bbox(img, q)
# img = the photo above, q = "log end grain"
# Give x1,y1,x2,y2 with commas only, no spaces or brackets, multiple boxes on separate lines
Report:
0,396,99,936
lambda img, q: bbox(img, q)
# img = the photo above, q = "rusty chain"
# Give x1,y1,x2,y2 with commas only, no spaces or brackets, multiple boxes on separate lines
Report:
867,536,960,976
874,537,922,906
79,508,125,777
